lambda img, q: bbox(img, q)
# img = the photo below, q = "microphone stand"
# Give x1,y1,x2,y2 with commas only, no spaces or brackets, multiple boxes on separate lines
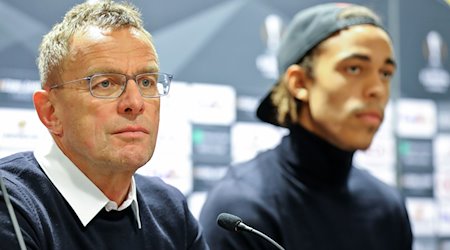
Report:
0,175,26,250
236,221,285,250
217,213,285,250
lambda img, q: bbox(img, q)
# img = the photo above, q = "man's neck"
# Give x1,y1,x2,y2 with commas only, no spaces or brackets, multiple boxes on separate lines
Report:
53,138,134,204
83,169,133,205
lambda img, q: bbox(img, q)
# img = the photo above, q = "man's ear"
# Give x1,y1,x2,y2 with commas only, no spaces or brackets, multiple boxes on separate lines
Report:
285,64,310,102
33,90,62,136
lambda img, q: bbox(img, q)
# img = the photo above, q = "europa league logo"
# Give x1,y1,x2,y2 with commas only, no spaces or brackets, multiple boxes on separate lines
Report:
418,30,450,93
256,14,283,80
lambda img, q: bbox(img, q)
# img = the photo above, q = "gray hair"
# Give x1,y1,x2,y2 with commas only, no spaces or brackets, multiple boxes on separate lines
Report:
38,0,154,88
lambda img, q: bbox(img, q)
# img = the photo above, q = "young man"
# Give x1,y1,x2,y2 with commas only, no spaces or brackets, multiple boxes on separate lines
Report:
200,3,413,250
0,1,209,249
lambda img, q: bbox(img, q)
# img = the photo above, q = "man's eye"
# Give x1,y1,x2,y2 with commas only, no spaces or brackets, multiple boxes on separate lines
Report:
380,70,393,80
100,80,111,88
141,79,151,87
346,66,361,74
92,76,119,89
140,77,156,88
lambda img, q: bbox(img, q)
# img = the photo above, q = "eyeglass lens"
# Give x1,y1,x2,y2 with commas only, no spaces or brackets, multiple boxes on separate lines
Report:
90,73,170,98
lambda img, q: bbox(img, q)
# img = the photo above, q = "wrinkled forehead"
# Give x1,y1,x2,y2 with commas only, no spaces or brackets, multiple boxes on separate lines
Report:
55,26,159,81
71,25,154,50
65,25,158,66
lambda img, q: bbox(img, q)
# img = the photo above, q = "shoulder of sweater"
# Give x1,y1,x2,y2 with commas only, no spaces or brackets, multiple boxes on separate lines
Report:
0,151,47,191
0,152,55,225
350,167,405,206
205,149,284,208
133,174,193,223
229,146,280,178
0,151,37,168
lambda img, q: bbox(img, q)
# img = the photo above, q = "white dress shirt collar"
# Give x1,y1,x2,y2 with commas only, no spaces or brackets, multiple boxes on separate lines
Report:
34,140,141,229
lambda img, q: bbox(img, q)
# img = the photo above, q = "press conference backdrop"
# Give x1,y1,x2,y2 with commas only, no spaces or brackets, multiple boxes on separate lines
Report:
1,0,450,249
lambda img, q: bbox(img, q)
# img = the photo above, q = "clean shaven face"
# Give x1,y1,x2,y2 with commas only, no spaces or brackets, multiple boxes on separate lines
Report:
299,24,396,151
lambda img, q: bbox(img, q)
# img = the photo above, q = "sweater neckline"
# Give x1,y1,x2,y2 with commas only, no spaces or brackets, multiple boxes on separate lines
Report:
279,124,354,190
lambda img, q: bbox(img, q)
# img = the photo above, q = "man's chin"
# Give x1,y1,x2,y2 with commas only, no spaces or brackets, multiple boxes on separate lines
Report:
115,152,151,169
353,136,376,151
339,132,376,151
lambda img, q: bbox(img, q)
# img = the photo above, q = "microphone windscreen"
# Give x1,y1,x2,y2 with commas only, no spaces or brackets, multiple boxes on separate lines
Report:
217,213,242,231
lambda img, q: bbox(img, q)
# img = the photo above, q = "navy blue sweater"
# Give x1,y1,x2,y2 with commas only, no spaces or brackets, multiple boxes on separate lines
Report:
200,125,413,250
0,152,209,250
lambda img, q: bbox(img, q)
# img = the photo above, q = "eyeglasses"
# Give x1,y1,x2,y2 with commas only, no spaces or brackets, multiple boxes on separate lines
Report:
49,72,173,99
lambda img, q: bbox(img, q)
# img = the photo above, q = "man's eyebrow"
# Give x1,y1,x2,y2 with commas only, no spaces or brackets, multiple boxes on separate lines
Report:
86,67,121,75
385,58,397,68
86,65,160,75
340,53,397,68
341,53,370,62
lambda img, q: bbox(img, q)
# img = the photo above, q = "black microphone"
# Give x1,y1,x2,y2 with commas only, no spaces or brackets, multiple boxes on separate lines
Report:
217,212,285,250
0,174,26,250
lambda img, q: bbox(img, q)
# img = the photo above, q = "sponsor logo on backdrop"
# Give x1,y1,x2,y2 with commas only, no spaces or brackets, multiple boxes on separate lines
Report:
189,83,236,125
0,78,40,94
398,139,433,170
354,134,396,185
256,14,283,79
231,122,287,164
434,134,450,170
419,30,450,93
396,98,437,138
435,170,450,200
406,198,438,237
438,201,450,236
437,101,450,132
0,108,51,158
401,172,434,197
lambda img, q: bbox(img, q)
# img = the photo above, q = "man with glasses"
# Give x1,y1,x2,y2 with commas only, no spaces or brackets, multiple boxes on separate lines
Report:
0,1,208,249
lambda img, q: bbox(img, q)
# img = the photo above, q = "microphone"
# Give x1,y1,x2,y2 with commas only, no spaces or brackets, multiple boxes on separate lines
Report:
0,174,26,250
217,213,285,250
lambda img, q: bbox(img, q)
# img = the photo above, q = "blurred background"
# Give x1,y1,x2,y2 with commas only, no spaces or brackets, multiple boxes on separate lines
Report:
1,0,450,249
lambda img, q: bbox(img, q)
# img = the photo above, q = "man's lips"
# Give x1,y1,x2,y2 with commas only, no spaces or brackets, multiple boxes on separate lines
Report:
113,126,149,135
355,111,383,125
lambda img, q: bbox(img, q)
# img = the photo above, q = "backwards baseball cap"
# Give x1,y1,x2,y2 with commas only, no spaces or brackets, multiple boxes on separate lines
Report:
256,2,385,127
